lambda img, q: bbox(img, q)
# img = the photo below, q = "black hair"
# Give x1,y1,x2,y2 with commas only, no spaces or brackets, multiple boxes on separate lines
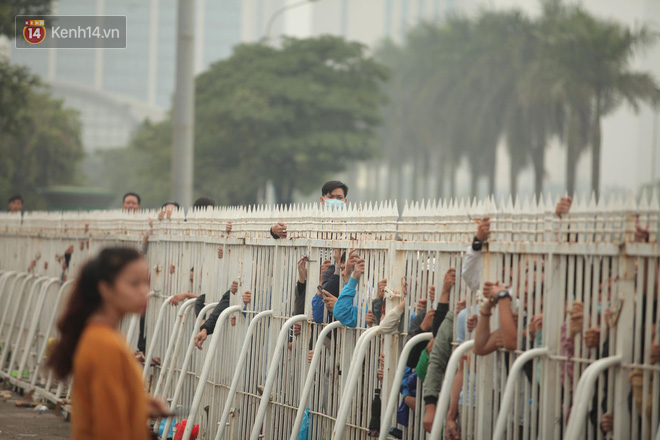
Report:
161,201,180,209
321,181,348,198
47,247,143,379
8,194,23,203
122,192,141,204
193,196,216,209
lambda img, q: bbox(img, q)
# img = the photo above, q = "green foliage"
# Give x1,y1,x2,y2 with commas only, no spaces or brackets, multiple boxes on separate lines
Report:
112,35,388,206
0,0,52,38
0,61,84,209
375,2,660,198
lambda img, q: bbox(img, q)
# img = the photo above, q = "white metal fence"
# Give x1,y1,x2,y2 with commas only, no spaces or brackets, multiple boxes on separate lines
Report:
0,193,659,440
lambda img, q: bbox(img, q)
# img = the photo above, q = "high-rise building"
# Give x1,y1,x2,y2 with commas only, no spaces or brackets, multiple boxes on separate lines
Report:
9,0,242,152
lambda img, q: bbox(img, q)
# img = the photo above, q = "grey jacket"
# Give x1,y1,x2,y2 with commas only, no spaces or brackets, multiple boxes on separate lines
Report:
423,310,455,406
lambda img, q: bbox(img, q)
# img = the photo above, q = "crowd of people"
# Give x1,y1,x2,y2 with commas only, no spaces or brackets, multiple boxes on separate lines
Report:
9,180,659,439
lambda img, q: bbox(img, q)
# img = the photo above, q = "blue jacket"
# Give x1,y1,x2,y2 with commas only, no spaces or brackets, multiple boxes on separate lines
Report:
333,277,359,328
311,265,340,323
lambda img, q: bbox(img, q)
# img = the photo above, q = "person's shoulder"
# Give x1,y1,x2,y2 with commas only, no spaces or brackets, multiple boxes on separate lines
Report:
77,324,127,360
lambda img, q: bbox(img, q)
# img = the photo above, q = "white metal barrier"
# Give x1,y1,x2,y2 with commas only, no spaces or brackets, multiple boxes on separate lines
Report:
0,192,658,440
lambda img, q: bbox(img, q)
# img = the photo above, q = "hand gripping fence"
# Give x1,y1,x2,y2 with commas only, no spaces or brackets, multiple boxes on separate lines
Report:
1,192,659,440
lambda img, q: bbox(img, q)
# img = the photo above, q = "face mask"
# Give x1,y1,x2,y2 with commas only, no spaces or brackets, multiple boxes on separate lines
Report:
324,198,345,210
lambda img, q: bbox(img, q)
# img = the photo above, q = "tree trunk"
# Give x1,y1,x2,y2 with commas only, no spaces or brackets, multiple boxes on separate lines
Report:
531,134,545,199
274,177,294,205
591,93,602,197
394,161,404,206
487,167,496,197
566,140,577,196
449,161,457,198
273,182,283,205
436,151,445,199
411,153,420,201
421,150,431,200
509,156,518,198
371,161,381,200
470,165,479,198
284,180,294,205
386,159,395,201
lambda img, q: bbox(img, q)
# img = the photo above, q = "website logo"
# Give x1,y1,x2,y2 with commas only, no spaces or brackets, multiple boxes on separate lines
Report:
23,19,46,45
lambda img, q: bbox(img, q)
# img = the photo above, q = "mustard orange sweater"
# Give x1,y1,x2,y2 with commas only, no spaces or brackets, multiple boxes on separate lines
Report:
72,323,148,440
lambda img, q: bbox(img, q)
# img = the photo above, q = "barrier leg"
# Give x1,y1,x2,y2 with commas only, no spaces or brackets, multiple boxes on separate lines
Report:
180,305,245,440
247,314,308,440
216,310,274,440
332,326,381,439
429,340,475,440
289,320,344,440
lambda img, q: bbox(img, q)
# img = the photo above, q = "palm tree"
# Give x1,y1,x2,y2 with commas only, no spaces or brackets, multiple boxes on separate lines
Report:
540,2,660,195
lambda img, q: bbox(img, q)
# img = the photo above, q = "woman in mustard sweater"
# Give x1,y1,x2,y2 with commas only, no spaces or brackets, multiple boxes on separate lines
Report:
48,247,168,440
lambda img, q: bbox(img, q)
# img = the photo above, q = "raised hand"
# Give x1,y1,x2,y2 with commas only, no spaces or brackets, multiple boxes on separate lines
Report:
584,326,600,349
322,291,337,312
297,256,308,283
416,298,428,313
194,329,208,350
555,197,572,218
352,258,366,280
483,281,506,302
443,269,456,292
242,290,252,306
271,221,287,239
467,314,478,333
476,216,491,241
420,308,436,332
377,279,387,299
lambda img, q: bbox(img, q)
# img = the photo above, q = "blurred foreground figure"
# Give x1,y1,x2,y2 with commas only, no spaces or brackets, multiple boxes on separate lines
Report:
8,194,23,212
47,247,168,440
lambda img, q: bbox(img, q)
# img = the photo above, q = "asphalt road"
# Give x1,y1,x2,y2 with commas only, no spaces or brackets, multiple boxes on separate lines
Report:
0,391,70,440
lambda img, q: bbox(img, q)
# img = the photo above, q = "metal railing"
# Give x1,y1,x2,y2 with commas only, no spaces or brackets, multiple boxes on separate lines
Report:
0,192,658,440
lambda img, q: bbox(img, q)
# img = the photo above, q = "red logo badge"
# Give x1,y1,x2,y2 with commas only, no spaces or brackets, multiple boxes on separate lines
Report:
23,20,46,44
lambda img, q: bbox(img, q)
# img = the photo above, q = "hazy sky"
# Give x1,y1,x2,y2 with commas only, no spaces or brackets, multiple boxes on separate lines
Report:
278,0,660,197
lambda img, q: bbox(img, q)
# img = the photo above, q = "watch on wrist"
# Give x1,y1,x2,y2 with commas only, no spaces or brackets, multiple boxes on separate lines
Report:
489,289,511,305
472,235,483,251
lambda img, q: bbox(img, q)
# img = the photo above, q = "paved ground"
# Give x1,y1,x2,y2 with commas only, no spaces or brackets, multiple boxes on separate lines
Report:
0,391,70,440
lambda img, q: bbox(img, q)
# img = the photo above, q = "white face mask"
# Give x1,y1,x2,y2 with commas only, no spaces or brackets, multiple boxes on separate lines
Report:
324,198,345,210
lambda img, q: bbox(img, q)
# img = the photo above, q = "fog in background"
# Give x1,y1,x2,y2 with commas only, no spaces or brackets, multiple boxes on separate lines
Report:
3,0,659,208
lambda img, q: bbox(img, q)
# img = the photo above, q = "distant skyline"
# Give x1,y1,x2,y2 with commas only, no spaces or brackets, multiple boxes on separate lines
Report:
4,0,659,200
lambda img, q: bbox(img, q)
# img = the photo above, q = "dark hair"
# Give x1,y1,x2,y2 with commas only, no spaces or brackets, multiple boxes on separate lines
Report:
123,192,141,204
8,194,23,203
321,181,348,198
161,201,180,209
47,247,143,379
193,196,216,209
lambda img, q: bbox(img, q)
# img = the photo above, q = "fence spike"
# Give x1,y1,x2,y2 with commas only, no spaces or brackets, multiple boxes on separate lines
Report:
638,188,649,211
650,187,660,210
